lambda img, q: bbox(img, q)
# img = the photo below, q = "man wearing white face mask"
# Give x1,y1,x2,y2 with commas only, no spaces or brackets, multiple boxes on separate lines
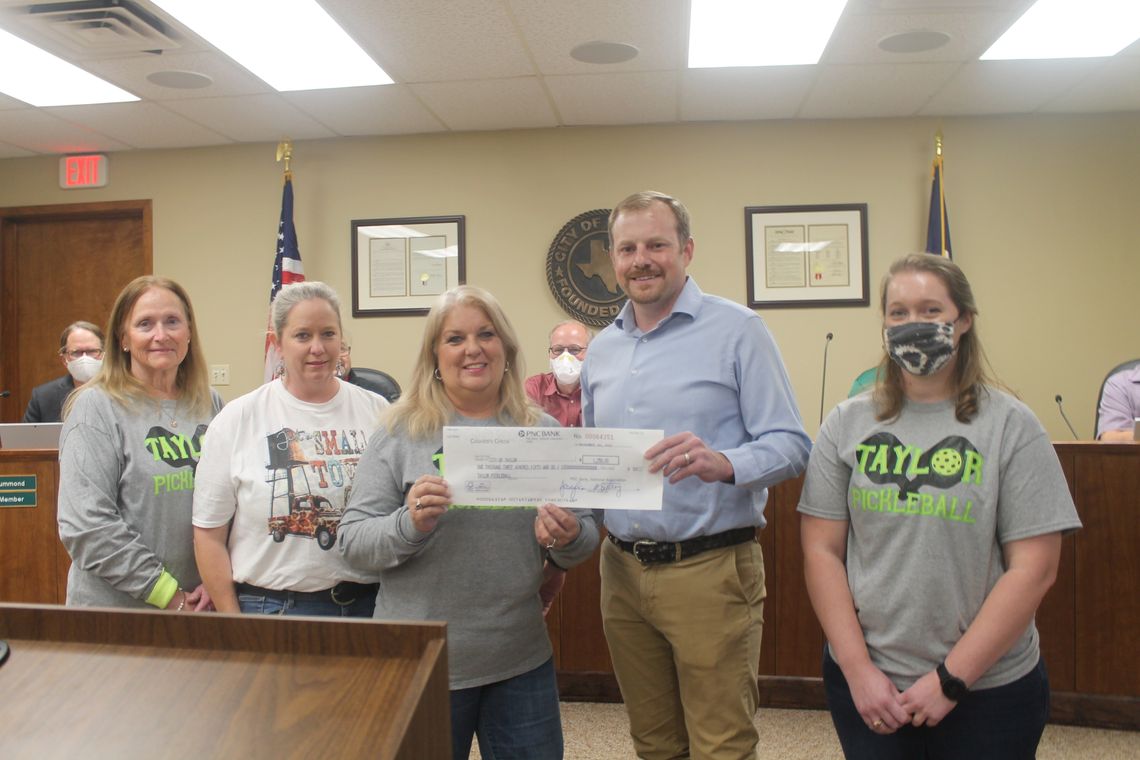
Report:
525,320,592,427
23,321,105,423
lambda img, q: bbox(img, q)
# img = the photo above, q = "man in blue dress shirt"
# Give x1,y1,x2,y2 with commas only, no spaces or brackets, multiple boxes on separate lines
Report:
582,191,811,759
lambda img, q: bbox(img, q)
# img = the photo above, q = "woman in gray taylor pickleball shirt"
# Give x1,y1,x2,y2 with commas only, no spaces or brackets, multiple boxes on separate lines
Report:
799,253,1081,760
58,276,222,612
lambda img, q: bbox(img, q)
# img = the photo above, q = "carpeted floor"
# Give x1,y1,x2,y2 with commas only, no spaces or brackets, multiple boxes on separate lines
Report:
471,702,1140,759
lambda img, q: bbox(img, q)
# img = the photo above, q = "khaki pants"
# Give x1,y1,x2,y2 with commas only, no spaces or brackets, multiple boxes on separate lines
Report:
600,537,766,760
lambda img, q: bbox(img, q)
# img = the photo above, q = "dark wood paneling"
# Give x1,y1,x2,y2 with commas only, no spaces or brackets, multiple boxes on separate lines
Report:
0,451,64,604
557,539,612,672
769,477,824,677
1073,444,1140,696
1037,446,1076,691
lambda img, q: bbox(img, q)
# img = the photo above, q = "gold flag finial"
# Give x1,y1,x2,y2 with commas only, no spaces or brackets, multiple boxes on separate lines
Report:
276,139,293,177
934,131,943,158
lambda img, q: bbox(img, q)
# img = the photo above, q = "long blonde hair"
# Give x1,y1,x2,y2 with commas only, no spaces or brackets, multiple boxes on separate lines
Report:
385,285,540,439
66,276,212,418
874,254,998,423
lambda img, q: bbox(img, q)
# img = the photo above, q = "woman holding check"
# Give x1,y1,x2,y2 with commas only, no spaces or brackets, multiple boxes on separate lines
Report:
338,284,598,760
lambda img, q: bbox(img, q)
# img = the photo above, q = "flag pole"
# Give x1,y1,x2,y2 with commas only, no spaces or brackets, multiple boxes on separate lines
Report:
276,139,293,180
934,130,942,159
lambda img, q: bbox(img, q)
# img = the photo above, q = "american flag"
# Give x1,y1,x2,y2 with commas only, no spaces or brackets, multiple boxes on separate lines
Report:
263,175,305,382
925,145,952,259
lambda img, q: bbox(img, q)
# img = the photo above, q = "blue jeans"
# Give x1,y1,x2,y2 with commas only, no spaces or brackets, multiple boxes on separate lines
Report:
449,658,563,760
237,588,375,618
823,649,1050,760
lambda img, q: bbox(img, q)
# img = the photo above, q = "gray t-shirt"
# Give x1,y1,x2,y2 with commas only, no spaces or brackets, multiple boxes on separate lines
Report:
798,388,1081,690
338,413,600,690
58,386,223,608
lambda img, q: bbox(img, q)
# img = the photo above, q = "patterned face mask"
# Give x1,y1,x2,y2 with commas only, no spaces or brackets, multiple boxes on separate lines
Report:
883,321,955,376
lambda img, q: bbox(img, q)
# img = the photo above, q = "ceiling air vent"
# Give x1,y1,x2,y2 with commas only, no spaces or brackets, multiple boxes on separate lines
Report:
20,0,180,56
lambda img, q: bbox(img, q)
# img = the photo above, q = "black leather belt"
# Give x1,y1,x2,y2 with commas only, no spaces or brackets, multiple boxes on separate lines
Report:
608,526,756,566
235,581,379,607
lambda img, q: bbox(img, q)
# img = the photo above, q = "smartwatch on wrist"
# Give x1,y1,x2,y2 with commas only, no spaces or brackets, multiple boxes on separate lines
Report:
936,661,968,701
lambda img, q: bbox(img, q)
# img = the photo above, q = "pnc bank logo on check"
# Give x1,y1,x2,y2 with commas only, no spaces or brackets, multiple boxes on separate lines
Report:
518,430,561,438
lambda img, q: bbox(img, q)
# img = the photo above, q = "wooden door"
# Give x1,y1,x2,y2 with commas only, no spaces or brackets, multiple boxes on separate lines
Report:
0,200,151,421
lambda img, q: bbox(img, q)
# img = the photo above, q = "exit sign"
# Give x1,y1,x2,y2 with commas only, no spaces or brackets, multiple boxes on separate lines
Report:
59,154,109,189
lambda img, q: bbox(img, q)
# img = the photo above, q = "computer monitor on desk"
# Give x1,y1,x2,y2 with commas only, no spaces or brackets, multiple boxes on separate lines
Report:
0,423,63,449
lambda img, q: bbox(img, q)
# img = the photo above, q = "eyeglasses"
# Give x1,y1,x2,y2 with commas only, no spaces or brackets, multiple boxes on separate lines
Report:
62,349,104,360
549,345,586,358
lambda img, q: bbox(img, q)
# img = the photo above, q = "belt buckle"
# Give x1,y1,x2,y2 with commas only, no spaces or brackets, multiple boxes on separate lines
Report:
329,582,353,607
632,540,658,565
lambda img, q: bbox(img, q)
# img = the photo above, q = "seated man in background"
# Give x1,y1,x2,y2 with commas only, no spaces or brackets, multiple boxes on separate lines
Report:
1097,363,1140,441
337,339,397,401
23,321,105,423
525,320,591,427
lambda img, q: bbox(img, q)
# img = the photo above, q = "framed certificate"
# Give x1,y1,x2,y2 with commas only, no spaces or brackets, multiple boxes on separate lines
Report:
744,204,869,308
350,215,466,316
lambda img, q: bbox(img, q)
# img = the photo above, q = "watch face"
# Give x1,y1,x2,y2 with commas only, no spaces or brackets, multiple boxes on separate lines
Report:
943,677,968,701
938,663,968,701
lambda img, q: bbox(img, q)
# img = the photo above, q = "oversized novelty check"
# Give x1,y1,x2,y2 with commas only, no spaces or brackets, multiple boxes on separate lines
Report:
443,426,664,510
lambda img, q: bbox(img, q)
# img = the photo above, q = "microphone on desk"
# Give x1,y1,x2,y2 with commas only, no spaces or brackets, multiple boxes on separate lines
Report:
1055,394,1079,440
819,333,833,427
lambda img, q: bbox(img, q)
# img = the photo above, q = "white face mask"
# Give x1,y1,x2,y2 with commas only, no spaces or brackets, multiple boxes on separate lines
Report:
66,354,102,383
550,351,583,386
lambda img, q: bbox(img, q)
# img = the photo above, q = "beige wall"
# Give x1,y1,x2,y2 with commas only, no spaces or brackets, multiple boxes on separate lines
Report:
2,113,1137,439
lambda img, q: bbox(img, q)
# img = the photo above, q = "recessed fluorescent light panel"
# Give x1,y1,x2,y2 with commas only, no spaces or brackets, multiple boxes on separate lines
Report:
0,27,138,106
688,0,849,67
982,0,1140,60
152,0,393,90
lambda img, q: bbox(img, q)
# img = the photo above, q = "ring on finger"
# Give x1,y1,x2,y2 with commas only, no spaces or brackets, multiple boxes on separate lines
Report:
683,451,691,465
872,719,884,729
414,499,423,511
546,540,556,549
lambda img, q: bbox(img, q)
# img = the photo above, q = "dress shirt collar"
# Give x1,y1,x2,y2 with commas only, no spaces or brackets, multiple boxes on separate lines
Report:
613,276,702,335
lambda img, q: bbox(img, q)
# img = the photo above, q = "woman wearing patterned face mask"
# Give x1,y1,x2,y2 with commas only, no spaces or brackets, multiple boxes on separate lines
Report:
798,253,1082,759
23,321,105,423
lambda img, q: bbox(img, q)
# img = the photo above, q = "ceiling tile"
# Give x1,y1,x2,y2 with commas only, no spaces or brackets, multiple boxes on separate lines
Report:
160,94,338,142
411,78,557,131
510,0,687,75
800,63,960,118
0,139,35,159
45,102,230,149
681,67,817,121
81,50,276,101
0,109,130,154
921,60,1104,116
547,71,677,125
322,0,535,82
1041,56,1140,114
823,7,1022,64
283,85,445,136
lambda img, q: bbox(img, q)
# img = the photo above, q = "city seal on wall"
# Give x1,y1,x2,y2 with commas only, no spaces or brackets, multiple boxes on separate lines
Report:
545,208,626,327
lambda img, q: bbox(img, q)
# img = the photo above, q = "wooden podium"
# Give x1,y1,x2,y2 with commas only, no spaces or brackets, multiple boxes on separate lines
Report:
0,449,67,603
0,604,450,758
